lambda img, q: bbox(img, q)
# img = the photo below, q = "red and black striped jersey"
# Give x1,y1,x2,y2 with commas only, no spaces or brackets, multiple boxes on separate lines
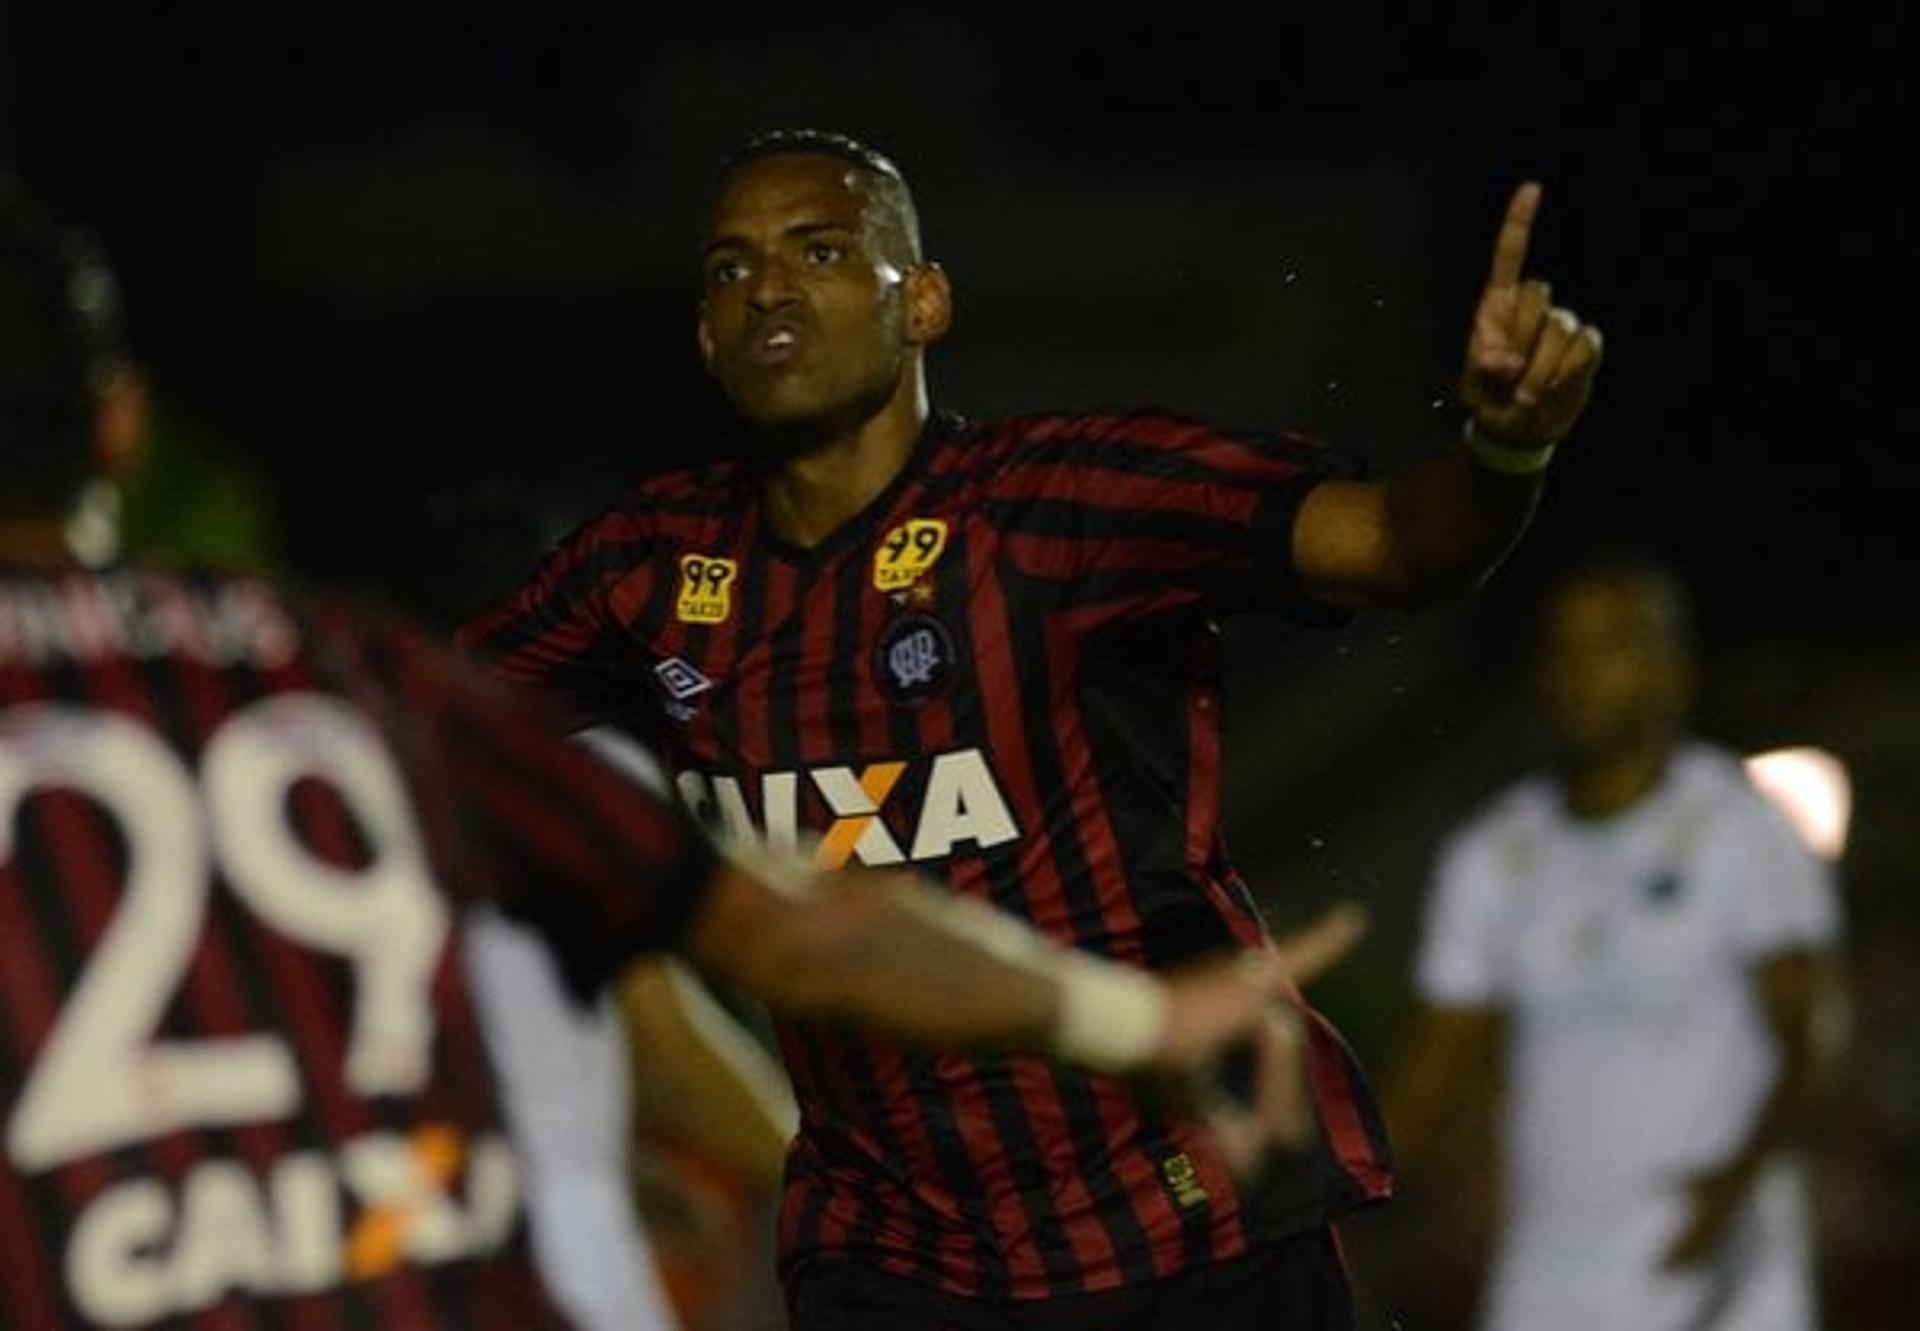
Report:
462,408,1395,1299
0,566,715,1330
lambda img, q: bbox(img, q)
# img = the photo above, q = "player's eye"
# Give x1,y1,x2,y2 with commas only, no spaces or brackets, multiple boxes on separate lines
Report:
803,241,843,266
708,258,747,285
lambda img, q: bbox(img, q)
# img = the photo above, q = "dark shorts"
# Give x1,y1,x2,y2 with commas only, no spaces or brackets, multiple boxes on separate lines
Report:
787,1227,1354,1331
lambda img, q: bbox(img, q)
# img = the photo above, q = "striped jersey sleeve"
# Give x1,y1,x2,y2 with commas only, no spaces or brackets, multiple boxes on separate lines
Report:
455,503,661,730
978,409,1362,622
339,614,717,999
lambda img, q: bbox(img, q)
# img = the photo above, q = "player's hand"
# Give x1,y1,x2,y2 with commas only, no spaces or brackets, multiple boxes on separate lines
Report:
1459,183,1604,450
1149,903,1369,1174
1659,1159,1754,1269
1271,900,1369,988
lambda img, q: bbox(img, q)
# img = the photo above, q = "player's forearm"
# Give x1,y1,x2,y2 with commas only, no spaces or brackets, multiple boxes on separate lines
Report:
1377,444,1544,605
619,960,796,1189
1379,1004,1502,1173
1721,951,1841,1180
686,860,1168,1068
1724,1039,1818,1188
776,879,1064,1050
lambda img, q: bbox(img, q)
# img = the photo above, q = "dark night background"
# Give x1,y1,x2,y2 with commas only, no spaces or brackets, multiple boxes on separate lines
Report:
5,3,1914,1327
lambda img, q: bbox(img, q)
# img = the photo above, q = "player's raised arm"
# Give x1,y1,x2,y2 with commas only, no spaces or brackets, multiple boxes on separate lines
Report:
1292,182,1605,609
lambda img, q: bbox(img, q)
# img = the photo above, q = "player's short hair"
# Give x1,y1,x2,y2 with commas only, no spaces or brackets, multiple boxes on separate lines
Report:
0,183,125,519
720,128,923,262
1540,539,1695,652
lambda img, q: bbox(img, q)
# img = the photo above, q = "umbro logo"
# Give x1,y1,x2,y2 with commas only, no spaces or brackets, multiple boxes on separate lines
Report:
654,657,713,720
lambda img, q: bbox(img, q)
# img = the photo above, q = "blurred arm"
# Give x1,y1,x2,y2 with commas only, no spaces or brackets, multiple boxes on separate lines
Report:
684,861,1068,1055
619,959,796,1195
1738,948,1844,1171
1661,947,1845,1268
1380,1002,1505,1176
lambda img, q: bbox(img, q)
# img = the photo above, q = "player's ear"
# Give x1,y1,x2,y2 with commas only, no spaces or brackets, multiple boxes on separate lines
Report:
904,262,951,346
696,305,717,375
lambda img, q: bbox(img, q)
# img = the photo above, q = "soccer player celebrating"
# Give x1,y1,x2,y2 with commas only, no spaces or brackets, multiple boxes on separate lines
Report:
0,186,1337,1330
463,130,1603,1328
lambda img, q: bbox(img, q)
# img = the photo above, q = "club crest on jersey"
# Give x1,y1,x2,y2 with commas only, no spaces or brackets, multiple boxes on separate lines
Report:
875,612,954,707
674,554,737,624
872,518,948,593
653,656,713,721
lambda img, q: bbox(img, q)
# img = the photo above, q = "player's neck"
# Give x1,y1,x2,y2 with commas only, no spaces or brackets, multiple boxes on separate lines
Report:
757,374,928,550
1560,737,1677,821
0,519,73,569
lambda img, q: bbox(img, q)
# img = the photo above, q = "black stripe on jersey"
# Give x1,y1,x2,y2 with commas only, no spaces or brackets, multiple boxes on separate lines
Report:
925,553,1092,1295
996,560,1161,1284
1066,618,1227,1271
465,535,657,662
808,562,891,1265
823,552,946,1268
979,497,1254,551
883,537,1015,1297
2,779,120,1330
762,562,882,1255
784,1143,831,1283
998,418,1331,482
940,549,1151,1288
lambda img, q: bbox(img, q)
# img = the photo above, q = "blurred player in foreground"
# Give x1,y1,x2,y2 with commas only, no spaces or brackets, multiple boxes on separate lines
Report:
1388,551,1846,1330
465,129,1603,1328
0,187,1348,1329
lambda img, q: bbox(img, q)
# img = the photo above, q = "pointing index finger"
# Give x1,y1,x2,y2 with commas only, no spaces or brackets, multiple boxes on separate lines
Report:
1487,181,1543,289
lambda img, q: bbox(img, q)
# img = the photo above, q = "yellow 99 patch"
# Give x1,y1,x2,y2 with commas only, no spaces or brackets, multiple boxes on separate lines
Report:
1159,1152,1209,1209
675,553,738,624
873,518,949,592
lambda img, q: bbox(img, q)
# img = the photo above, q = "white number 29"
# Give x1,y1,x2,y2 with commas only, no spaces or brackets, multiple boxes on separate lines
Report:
2,696,449,1174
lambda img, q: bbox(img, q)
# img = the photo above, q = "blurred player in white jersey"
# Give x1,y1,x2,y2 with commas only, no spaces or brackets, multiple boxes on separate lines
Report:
1387,550,1845,1331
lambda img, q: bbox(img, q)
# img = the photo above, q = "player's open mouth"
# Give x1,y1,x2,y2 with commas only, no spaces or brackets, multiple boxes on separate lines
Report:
748,324,802,365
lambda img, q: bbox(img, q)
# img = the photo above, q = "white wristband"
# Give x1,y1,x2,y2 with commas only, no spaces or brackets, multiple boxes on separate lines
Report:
1463,419,1556,475
825,876,1172,1075
1052,954,1170,1076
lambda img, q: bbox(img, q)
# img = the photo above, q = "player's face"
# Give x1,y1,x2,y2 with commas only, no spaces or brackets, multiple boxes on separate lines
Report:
697,154,913,438
1532,576,1690,764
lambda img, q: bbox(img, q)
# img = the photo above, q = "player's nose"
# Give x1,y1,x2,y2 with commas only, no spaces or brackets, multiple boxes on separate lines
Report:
745,255,802,313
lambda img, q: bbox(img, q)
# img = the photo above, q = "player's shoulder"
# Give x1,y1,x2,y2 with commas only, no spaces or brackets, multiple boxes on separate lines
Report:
1666,740,1783,826
1441,772,1559,872
962,405,1227,450
564,460,753,548
624,457,751,510
1669,739,1823,856
932,405,1241,484
1669,740,1752,796
611,458,750,521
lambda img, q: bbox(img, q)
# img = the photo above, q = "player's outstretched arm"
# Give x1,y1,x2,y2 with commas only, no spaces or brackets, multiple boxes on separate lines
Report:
684,856,1360,1165
1293,183,1605,610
